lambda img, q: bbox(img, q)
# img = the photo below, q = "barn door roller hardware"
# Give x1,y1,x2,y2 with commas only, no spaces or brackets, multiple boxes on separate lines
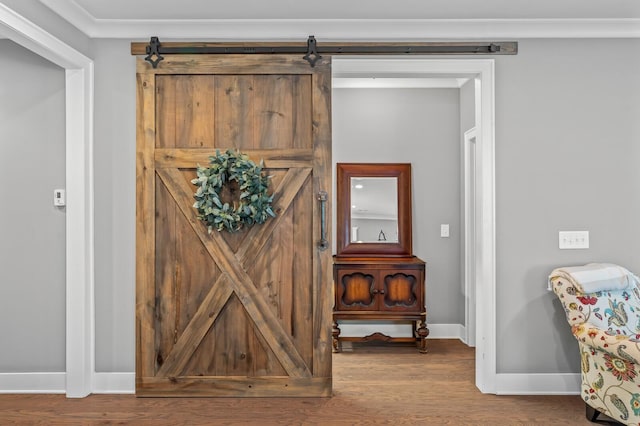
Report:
141,36,517,68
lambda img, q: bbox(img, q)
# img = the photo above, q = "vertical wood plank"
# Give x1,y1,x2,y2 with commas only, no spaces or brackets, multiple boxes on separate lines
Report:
291,176,314,367
175,76,193,148
292,75,313,149
136,65,157,384
311,59,333,379
191,75,215,148
211,295,252,376
154,176,177,373
156,76,176,148
214,75,254,150
175,75,215,148
254,75,293,148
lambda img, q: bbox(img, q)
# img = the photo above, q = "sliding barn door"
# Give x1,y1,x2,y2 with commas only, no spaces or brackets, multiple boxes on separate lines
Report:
135,54,332,396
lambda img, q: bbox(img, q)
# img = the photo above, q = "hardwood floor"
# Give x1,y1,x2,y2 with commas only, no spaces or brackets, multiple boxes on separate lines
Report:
0,340,615,425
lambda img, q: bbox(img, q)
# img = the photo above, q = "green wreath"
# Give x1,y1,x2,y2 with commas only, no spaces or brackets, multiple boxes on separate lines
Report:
192,149,276,233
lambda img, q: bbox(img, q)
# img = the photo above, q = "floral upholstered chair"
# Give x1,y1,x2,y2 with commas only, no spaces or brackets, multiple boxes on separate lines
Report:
550,264,640,425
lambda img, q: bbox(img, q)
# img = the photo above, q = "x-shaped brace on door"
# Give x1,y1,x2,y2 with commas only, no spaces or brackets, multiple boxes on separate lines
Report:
155,166,313,379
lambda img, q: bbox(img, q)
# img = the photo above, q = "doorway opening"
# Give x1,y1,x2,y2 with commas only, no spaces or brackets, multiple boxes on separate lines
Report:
332,57,496,393
0,4,95,397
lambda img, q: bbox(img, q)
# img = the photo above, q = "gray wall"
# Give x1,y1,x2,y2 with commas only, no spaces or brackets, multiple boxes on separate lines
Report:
332,88,463,328
494,39,640,374
92,40,137,372
5,37,639,376
0,40,66,371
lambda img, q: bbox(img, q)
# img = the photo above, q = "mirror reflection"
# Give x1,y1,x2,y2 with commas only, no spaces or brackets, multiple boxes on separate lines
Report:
350,177,398,243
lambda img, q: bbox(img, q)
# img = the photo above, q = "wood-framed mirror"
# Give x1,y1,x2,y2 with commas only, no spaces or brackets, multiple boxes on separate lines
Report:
336,163,412,257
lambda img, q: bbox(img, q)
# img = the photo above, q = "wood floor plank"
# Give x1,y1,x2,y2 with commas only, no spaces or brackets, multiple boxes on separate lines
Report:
0,340,610,425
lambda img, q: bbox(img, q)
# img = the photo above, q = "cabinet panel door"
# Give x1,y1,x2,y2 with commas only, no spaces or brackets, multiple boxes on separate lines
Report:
380,270,421,312
335,269,378,311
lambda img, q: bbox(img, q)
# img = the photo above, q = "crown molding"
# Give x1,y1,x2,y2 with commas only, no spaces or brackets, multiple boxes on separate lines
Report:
37,1,640,39
57,19,640,40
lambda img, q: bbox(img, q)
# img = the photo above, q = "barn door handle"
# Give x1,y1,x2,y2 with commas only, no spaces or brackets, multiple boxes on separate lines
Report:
318,191,329,251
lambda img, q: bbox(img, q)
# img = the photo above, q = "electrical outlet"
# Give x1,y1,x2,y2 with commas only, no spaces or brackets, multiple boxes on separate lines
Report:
559,231,589,249
440,224,450,238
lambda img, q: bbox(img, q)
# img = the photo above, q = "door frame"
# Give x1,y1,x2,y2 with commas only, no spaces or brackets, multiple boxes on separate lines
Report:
463,126,479,348
332,57,496,393
0,4,95,397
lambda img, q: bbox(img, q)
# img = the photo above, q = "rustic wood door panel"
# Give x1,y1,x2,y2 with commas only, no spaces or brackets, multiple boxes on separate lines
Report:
155,74,312,150
136,55,331,397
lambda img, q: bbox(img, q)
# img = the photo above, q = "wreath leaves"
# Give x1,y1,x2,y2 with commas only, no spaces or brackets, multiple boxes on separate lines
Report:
192,149,276,233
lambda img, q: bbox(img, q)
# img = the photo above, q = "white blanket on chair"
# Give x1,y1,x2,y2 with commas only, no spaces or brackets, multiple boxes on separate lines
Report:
550,263,640,293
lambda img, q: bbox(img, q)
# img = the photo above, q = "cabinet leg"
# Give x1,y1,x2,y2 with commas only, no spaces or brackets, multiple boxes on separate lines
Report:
416,320,429,354
332,320,342,353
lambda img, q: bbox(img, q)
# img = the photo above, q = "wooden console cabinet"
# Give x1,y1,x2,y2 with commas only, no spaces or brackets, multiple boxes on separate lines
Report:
333,163,428,353
332,256,429,353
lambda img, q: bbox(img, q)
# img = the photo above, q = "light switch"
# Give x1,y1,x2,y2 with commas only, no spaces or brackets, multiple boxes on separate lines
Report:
440,224,450,238
54,189,66,207
559,231,589,249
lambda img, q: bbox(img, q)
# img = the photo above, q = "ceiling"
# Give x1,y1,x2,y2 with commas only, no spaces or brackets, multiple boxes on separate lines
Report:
38,0,640,39
45,0,640,20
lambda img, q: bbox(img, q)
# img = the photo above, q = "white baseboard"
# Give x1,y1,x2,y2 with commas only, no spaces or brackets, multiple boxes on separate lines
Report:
338,322,465,340
0,372,65,393
92,372,135,394
496,373,580,395
428,323,466,339
0,372,136,394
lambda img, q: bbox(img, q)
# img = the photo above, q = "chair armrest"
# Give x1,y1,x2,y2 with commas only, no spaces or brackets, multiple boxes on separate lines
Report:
573,322,640,363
